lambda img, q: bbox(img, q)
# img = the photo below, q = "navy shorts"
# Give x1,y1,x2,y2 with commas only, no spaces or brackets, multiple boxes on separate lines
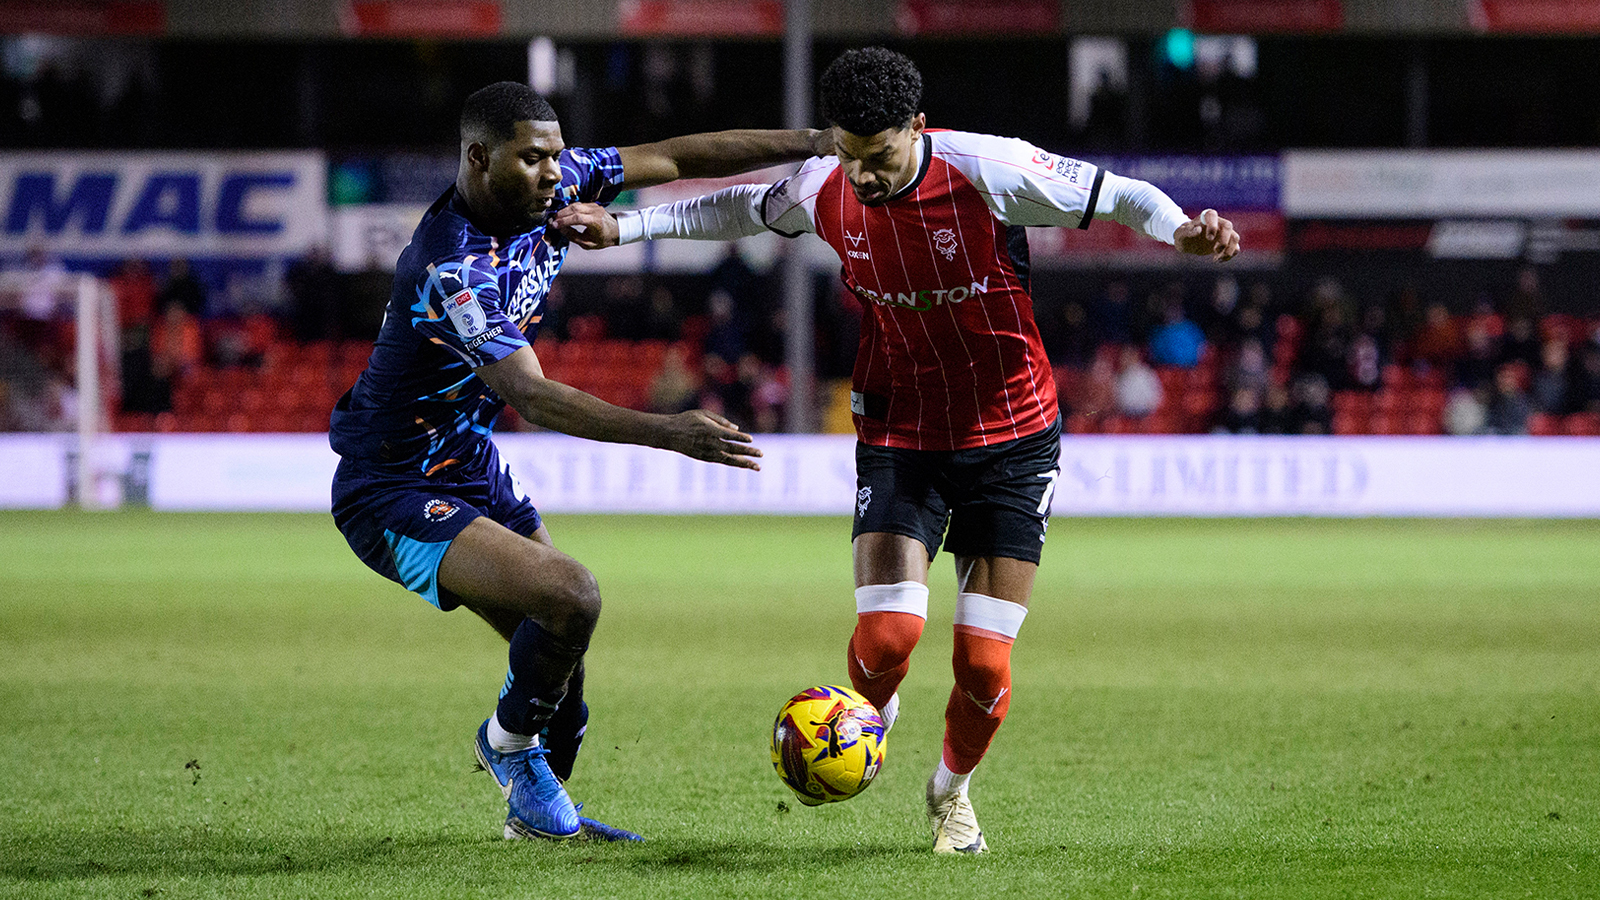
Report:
851,417,1062,565
332,441,542,610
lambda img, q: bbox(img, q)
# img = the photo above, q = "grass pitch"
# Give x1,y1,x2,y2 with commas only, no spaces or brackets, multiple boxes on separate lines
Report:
2,511,1597,899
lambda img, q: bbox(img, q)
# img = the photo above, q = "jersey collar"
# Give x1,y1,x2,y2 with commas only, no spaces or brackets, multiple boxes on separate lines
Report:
871,133,932,207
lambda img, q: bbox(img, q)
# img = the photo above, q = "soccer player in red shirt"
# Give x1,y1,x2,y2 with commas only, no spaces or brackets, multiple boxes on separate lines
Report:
556,47,1240,853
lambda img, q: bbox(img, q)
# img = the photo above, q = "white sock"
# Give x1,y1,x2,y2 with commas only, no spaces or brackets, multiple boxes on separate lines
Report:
487,713,537,753
931,759,973,800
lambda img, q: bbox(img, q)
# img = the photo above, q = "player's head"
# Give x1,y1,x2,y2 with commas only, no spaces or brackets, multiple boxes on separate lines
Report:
457,81,564,235
820,47,926,205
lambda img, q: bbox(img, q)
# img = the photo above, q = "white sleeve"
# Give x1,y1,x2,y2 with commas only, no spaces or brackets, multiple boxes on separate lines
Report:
614,155,832,245
615,183,769,244
934,131,1188,244
1095,171,1189,246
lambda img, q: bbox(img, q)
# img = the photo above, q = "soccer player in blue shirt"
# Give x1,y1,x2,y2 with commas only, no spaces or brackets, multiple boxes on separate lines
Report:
329,81,827,843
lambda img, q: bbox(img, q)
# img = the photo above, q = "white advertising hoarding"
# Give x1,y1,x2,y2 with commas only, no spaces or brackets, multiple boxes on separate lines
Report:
0,151,327,259
3,433,1597,517
1282,149,1600,218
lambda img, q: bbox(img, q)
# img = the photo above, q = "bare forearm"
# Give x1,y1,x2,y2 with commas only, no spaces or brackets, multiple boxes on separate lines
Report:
509,376,669,448
621,129,822,188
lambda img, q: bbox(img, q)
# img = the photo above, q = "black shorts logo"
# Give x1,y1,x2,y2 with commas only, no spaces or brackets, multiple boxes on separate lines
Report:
422,498,459,522
856,486,872,518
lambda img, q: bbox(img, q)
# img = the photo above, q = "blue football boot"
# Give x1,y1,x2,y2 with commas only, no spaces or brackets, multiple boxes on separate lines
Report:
574,804,646,842
474,720,580,840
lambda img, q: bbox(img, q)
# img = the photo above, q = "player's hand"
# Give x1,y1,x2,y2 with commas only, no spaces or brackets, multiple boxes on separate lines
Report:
551,203,620,250
1174,208,1241,262
664,410,763,471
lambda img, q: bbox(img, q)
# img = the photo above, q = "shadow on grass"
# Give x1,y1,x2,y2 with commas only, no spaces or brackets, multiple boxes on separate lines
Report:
1,828,912,885
0,828,452,882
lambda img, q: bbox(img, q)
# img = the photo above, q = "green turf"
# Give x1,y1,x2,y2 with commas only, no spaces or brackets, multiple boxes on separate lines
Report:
2,511,1597,899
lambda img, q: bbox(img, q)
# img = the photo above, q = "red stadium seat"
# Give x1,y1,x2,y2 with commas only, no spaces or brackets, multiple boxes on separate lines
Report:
1528,413,1560,436
1565,413,1600,436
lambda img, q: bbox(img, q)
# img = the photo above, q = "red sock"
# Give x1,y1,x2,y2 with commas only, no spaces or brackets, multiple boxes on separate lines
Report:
846,611,924,711
942,627,1014,774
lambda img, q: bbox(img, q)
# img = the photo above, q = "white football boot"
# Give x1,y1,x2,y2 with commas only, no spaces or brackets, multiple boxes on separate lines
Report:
926,772,987,854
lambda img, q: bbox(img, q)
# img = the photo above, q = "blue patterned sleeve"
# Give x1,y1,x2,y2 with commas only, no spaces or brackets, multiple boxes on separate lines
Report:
409,254,530,368
559,146,626,207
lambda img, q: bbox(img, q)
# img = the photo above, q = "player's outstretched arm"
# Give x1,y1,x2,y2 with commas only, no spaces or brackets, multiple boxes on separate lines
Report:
617,129,831,190
1174,208,1242,262
553,183,773,251
476,347,762,470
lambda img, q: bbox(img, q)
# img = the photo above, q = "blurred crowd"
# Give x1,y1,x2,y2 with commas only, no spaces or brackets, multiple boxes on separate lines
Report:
1045,267,1600,436
4,240,1598,438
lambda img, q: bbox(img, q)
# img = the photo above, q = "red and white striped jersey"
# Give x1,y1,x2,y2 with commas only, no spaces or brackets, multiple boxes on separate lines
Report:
762,130,1123,450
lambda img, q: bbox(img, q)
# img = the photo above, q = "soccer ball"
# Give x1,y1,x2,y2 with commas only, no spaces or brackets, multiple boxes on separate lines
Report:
770,684,887,806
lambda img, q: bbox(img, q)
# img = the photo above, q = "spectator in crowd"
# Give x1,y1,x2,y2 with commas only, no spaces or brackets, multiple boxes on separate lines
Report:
1455,315,1501,391
1345,304,1388,391
1503,265,1546,322
1484,363,1532,435
342,254,393,340
150,300,202,387
1443,387,1488,436
13,244,67,322
157,257,207,317
1573,343,1600,413
1531,338,1570,415
109,257,158,330
286,245,340,341
118,322,168,414
1196,274,1240,349
647,343,700,415
1411,302,1463,375
1225,335,1270,397
1070,351,1118,425
1088,280,1133,348
1148,300,1205,368
1258,381,1293,434
642,285,682,342
1216,386,1263,434
1114,345,1163,418
703,289,745,366
1500,315,1541,370
1300,301,1352,389
1285,373,1333,435
740,352,786,434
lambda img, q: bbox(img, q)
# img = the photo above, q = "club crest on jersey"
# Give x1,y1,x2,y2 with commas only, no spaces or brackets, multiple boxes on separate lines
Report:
933,228,958,260
443,288,487,338
843,230,869,260
422,498,460,522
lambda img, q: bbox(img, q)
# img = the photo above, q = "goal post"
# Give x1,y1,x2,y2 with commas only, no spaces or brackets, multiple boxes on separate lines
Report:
0,269,119,509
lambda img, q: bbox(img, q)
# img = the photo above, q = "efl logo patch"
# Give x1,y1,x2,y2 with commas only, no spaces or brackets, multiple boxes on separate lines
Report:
422,498,460,522
443,288,488,338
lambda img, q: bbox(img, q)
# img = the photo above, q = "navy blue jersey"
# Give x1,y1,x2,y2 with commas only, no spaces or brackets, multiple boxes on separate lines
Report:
330,146,625,474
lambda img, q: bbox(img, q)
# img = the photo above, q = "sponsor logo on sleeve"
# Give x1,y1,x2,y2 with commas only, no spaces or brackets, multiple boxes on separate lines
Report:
443,288,488,338
465,325,505,351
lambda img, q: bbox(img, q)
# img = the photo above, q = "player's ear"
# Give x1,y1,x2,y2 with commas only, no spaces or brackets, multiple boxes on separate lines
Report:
908,113,926,138
465,140,491,173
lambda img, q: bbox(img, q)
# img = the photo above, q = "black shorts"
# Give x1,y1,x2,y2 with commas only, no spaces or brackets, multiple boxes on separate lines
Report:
852,417,1062,565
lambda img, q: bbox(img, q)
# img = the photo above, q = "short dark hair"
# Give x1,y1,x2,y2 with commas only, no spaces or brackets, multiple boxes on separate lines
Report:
460,81,558,144
819,47,923,136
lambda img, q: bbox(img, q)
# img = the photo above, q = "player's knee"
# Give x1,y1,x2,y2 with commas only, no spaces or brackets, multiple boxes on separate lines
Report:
854,612,923,672
542,559,602,640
